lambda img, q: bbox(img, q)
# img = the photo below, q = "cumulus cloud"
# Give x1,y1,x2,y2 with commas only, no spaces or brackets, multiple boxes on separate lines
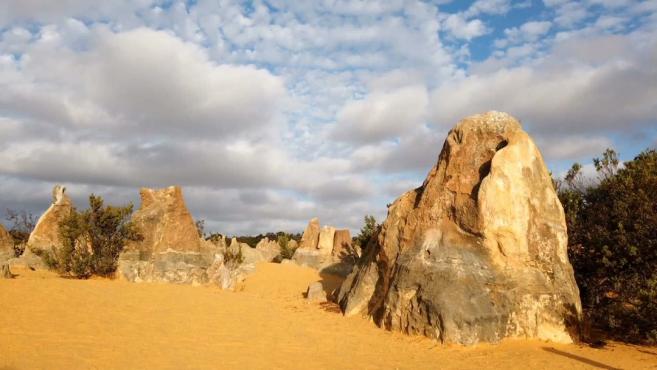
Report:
442,14,489,40
1,27,285,140
0,0,656,235
430,34,657,139
331,85,429,143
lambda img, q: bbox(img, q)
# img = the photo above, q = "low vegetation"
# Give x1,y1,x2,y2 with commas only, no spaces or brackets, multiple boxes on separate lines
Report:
557,148,657,344
277,234,297,260
4,209,36,257
40,195,142,278
353,215,378,254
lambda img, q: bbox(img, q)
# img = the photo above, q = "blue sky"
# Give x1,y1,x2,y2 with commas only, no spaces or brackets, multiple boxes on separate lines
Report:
0,0,656,235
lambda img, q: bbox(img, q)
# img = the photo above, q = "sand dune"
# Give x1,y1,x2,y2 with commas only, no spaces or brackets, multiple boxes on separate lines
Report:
1,263,655,370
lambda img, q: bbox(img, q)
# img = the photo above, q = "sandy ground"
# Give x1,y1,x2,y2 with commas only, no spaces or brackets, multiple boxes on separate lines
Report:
1,263,656,370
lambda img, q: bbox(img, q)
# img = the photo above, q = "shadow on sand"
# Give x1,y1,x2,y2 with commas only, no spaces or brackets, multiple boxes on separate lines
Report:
542,347,622,370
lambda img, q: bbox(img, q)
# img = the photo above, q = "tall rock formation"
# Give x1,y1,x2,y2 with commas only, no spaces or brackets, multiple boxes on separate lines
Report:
300,218,320,249
293,219,356,276
117,186,213,284
0,224,14,262
332,229,354,260
337,112,582,345
27,185,72,255
317,226,336,254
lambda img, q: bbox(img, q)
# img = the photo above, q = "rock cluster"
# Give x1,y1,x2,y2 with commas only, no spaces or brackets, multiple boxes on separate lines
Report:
117,186,211,284
117,186,252,288
255,237,281,262
337,112,582,345
292,218,357,276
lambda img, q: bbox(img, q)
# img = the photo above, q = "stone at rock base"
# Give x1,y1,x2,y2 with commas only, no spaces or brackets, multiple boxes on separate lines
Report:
306,281,327,302
300,217,320,249
9,248,49,271
291,248,354,277
337,112,582,345
1,263,14,279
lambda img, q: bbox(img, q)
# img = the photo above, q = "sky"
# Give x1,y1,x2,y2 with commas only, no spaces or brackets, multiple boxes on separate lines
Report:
0,0,656,236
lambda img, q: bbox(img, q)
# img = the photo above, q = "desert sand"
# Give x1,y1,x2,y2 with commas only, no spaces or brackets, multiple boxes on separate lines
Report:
1,263,655,370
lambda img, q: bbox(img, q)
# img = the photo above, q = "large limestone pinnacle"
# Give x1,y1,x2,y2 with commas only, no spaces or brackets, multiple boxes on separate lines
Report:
337,112,582,345
27,185,73,255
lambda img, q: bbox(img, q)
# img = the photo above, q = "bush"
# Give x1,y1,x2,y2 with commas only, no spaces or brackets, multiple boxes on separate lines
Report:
558,149,657,343
277,234,297,260
5,209,37,257
354,215,378,254
51,194,141,278
224,244,244,268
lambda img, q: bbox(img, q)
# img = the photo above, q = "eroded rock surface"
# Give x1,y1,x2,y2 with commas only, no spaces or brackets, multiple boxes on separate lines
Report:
117,186,217,285
318,226,336,254
337,112,582,345
255,237,281,262
332,229,355,261
27,185,72,255
300,217,320,249
0,225,13,263
293,219,355,277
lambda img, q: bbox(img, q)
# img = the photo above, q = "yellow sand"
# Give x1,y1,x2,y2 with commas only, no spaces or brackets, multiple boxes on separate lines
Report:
1,263,655,370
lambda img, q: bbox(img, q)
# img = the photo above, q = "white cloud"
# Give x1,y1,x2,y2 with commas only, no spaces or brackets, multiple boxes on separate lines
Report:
0,27,286,140
501,21,552,46
430,33,657,145
537,135,614,160
465,0,513,17
443,14,489,40
332,85,429,143
1,0,656,236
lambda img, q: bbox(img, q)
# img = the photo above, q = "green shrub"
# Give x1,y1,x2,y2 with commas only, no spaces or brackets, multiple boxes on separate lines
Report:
277,234,297,260
53,194,141,278
559,149,657,343
353,215,378,254
224,244,244,268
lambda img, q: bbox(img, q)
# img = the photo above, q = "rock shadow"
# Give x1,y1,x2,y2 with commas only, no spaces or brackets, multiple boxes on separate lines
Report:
541,347,621,370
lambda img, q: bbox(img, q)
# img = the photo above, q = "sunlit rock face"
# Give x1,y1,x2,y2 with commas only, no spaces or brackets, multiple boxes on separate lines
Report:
338,112,582,345
27,185,73,256
293,219,358,277
299,217,320,249
117,186,215,285
10,185,74,269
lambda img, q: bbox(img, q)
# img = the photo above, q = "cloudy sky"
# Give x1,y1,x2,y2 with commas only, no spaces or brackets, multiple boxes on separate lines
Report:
0,0,656,235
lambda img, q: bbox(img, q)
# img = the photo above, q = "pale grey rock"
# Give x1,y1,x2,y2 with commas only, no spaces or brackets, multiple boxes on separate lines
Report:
306,281,327,302
255,237,281,262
